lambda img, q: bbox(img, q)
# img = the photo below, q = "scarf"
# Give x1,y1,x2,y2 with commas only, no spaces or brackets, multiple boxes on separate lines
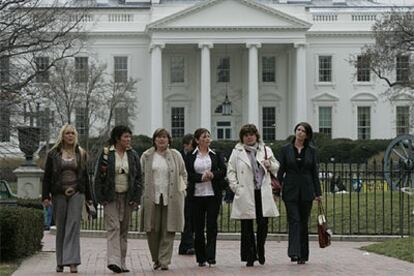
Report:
244,143,265,190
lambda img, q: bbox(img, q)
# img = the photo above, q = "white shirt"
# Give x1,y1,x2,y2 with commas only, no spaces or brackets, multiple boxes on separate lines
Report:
115,151,129,193
152,152,169,206
194,150,214,197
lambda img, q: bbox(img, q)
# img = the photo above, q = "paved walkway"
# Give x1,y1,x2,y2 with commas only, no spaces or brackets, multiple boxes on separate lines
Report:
13,232,414,276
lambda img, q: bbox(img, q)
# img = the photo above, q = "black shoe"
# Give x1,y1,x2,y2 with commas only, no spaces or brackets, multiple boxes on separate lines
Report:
258,256,265,265
56,265,64,272
161,265,168,270
186,248,195,255
290,256,299,262
153,262,161,270
246,261,254,267
198,262,206,267
122,268,130,272
108,264,122,273
297,260,306,265
207,259,216,267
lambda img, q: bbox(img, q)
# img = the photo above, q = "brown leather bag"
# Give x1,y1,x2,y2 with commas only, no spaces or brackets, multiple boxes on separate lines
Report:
317,201,331,248
264,145,281,196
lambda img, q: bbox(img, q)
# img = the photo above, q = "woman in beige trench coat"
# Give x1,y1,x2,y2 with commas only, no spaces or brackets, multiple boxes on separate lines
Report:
140,128,187,270
227,124,280,267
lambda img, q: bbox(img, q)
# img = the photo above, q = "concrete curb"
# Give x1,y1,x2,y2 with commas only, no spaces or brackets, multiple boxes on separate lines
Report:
48,227,405,242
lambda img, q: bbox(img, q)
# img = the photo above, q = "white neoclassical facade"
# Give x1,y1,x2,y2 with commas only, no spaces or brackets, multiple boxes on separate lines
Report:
2,0,413,149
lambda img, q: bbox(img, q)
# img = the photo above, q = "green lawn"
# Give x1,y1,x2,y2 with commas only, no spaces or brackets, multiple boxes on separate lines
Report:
82,190,414,236
0,261,20,276
361,236,414,263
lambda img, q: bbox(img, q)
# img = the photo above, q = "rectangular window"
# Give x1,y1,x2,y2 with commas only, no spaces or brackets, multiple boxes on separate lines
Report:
262,56,275,82
35,57,49,83
318,55,332,82
396,55,410,83
262,107,276,140
319,106,332,138
357,106,371,140
170,56,185,83
75,57,88,83
216,121,231,140
0,104,10,142
396,106,410,135
114,56,128,83
217,57,230,83
357,55,370,82
171,107,184,138
115,107,129,126
75,107,88,136
0,57,10,83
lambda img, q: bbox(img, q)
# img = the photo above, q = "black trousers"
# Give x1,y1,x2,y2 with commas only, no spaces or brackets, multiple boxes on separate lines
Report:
240,189,268,263
178,197,194,254
284,200,313,261
192,196,221,263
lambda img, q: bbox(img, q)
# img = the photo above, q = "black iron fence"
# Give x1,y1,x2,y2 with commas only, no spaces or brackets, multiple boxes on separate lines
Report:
82,161,413,236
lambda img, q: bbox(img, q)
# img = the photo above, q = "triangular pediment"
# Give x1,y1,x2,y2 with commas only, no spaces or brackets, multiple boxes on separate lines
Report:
147,0,311,31
311,92,339,102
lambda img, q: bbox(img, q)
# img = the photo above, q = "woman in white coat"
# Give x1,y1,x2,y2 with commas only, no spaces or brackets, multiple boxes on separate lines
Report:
227,124,279,267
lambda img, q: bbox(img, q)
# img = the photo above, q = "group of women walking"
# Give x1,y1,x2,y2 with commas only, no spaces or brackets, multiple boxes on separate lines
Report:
42,122,321,273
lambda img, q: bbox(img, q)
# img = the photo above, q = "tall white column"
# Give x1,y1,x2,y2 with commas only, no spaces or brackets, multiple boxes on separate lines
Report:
198,43,213,129
294,43,307,124
150,43,164,131
247,43,261,126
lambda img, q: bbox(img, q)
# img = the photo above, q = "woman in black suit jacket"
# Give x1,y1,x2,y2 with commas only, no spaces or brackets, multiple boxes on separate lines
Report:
277,122,322,264
185,128,227,267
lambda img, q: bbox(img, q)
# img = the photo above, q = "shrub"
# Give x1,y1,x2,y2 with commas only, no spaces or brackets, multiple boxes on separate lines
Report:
0,206,43,261
16,198,43,210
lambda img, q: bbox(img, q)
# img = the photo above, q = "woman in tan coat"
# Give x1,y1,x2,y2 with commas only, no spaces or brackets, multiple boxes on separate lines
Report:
140,128,187,271
227,124,279,267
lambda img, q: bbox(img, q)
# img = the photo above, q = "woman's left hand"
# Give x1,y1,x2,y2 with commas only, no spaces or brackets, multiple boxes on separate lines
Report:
261,160,271,170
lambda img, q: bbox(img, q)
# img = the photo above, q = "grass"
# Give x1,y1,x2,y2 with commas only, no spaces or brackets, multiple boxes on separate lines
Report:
361,236,414,263
0,261,20,276
82,190,414,236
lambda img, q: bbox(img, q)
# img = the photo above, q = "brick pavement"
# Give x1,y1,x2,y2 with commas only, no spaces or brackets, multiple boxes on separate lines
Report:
13,232,414,276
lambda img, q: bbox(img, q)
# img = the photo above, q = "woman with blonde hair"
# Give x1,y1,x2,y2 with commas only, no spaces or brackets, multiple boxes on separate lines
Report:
42,124,92,273
140,128,187,271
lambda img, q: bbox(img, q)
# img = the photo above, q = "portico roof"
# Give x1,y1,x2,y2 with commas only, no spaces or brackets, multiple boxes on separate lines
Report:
146,0,312,32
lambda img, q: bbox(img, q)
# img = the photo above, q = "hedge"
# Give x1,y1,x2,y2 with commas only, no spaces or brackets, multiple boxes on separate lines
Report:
0,206,43,261
16,198,43,210
68,133,393,164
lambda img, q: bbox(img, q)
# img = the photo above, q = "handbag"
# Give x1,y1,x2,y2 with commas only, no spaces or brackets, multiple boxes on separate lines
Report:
264,145,282,196
317,201,331,248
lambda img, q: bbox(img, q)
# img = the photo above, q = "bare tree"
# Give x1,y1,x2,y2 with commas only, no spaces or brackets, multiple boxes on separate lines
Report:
0,0,88,98
352,9,414,94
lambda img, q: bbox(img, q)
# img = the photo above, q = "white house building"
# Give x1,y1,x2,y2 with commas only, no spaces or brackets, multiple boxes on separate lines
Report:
1,0,413,147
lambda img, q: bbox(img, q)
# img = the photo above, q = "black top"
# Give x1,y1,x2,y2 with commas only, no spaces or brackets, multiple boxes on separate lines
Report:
277,143,322,202
184,149,227,200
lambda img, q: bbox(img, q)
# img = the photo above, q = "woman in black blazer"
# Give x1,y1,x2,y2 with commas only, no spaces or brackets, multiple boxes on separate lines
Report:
277,122,322,264
185,128,227,267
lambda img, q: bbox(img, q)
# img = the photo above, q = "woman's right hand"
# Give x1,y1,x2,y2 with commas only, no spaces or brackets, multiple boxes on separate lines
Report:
43,199,50,207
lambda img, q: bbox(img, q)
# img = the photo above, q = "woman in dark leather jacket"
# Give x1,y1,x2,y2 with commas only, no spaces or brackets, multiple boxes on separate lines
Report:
42,124,92,273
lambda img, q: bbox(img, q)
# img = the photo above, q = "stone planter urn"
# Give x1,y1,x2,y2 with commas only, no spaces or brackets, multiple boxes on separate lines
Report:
13,126,44,199
17,126,40,165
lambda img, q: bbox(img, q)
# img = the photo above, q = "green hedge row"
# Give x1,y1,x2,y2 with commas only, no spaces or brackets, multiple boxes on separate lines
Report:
127,133,391,163
16,198,43,210
0,206,43,261
89,133,392,163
